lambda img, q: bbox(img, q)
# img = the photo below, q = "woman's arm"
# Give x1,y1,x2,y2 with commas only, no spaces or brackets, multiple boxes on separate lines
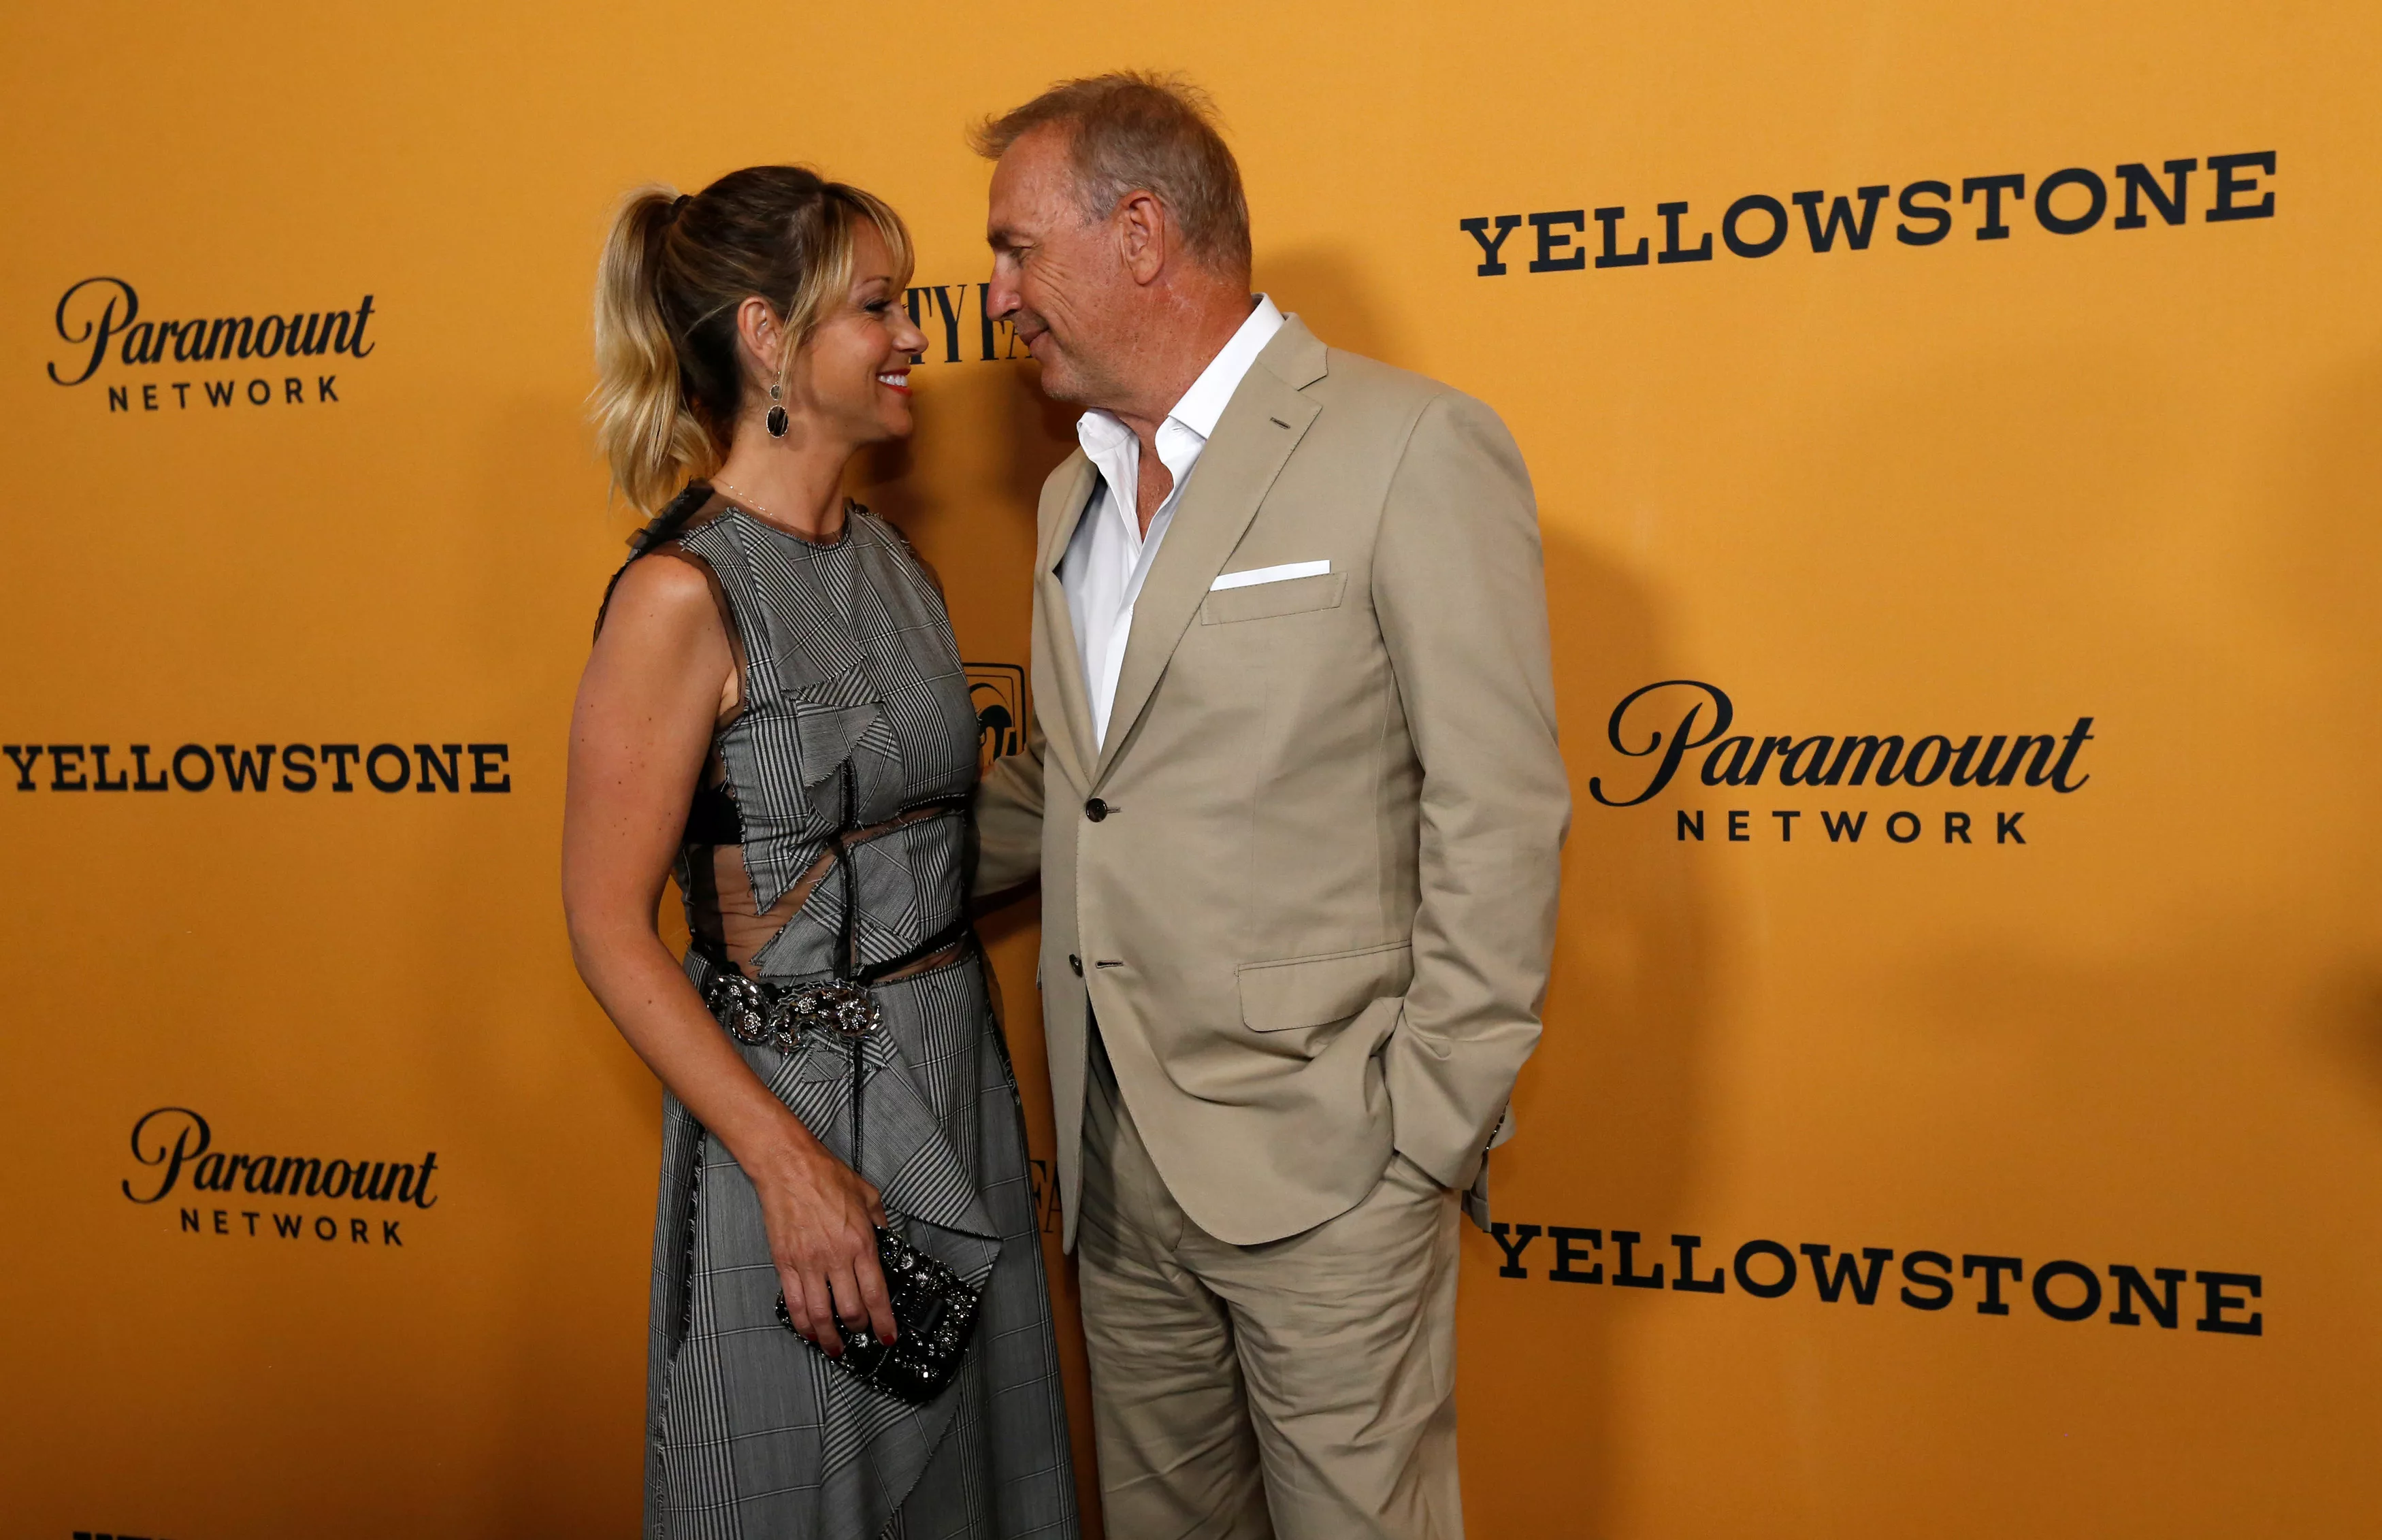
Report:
563,553,896,1354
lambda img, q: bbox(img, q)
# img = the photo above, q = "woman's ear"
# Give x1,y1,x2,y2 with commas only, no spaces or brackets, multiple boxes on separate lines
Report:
734,295,785,381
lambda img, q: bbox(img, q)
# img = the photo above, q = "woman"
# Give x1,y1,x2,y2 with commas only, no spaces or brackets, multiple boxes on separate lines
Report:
564,167,1077,1540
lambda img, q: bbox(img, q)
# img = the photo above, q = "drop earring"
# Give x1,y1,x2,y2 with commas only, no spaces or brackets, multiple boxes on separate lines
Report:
765,383,788,438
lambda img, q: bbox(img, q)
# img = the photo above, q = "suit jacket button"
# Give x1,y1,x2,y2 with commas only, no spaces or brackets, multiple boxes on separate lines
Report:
1068,954,1083,976
1083,798,1109,822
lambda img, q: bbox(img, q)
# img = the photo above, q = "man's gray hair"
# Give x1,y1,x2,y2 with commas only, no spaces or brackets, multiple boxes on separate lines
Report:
970,71,1252,278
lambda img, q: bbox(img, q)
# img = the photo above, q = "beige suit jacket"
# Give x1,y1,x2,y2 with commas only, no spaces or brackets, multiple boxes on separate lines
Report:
973,316,1568,1249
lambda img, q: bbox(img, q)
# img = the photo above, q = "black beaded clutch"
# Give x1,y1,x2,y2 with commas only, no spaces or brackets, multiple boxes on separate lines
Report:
776,1223,979,1405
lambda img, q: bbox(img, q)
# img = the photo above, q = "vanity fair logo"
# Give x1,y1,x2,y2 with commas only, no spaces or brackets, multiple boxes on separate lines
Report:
903,283,1032,365
46,276,379,416
1589,680,2093,847
124,1107,440,1251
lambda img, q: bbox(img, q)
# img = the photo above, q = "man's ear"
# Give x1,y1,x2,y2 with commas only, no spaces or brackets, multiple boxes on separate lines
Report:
1113,190,1170,286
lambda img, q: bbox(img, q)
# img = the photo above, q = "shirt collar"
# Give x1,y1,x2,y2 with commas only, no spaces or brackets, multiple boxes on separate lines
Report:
1075,293,1286,457
1166,293,1285,439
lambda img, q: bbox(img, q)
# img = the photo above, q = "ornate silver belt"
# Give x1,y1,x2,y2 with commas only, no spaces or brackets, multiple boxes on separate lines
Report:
705,974,882,1053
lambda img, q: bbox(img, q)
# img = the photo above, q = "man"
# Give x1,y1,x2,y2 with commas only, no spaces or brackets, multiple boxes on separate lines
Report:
968,73,1567,1539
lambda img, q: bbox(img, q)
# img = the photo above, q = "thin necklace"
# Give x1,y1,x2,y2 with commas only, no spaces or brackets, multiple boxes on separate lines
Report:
716,476,847,542
714,477,775,517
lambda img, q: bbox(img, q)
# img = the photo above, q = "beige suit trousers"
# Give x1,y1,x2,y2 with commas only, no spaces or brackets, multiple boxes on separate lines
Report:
1077,1028,1463,1540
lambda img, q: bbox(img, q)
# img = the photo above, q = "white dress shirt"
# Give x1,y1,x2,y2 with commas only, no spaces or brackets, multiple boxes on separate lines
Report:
1060,294,1286,749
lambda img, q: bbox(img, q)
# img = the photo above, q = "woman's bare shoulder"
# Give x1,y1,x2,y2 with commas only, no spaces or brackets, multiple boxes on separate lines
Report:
597,548,725,644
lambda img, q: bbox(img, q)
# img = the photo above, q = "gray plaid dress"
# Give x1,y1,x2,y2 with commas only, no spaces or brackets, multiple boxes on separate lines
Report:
623,488,1076,1540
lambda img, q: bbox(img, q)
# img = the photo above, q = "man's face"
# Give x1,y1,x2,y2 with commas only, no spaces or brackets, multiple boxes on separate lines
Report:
984,125,1136,408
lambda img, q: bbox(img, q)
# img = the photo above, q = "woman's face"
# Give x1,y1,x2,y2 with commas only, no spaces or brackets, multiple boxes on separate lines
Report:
785,222,926,445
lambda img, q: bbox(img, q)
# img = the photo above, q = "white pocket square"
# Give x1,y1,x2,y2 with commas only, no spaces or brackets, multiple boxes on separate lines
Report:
1210,560,1331,592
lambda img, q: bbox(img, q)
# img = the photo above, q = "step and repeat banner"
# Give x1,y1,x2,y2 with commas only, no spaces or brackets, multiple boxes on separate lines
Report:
5,3,2377,1537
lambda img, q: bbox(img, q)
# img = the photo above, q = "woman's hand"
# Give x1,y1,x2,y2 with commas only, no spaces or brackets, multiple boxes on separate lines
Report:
745,1119,900,1355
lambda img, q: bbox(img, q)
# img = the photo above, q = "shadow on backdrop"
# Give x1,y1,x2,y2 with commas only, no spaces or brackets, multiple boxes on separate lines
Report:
440,395,680,1533
1258,242,1407,364
1479,524,1720,1540
2277,351,2382,1116
1270,237,1720,1540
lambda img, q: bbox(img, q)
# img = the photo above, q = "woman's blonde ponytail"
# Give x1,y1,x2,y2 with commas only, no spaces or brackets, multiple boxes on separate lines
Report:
591,188,715,513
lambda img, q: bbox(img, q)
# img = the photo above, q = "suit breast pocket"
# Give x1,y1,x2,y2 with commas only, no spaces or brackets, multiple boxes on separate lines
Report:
1198,572,1348,625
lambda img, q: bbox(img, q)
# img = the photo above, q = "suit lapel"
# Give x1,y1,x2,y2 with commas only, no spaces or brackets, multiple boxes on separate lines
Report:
1034,455,1100,792
1094,318,1328,784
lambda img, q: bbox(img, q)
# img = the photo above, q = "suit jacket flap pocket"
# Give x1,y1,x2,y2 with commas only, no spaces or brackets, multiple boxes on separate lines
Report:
1237,940,1413,1031
1199,572,1348,625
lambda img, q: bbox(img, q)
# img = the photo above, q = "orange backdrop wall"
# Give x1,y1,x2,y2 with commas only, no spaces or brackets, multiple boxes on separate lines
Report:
5,3,2378,1536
